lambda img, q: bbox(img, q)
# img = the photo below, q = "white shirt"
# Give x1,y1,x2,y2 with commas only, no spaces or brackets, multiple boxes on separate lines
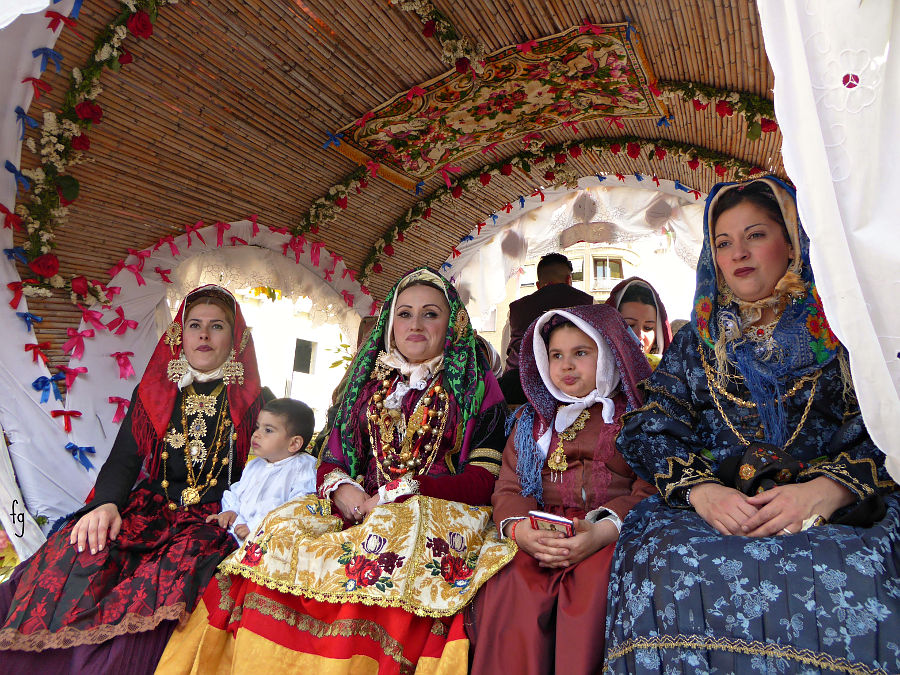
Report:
220,453,317,542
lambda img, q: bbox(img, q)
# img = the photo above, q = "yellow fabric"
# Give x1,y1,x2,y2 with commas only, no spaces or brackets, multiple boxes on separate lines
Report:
217,495,515,618
155,602,233,675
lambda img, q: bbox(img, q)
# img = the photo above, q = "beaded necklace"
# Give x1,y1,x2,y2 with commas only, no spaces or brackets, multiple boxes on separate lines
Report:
366,374,450,480
546,408,591,481
160,382,233,509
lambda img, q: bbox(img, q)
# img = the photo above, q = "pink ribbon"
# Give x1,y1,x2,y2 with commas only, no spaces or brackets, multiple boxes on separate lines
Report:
109,396,130,423
111,351,135,379
365,160,379,178
355,111,374,127
370,301,379,316
51,409,81,433
155,266,172,283
57,365,87,387
360,284,370,296
154,234,179,256
249,214,259,237
406,86,426,101
124,264,145,286
310,242,325,266
77,304,106,331
230,236,247,246
106,307,138,335
517,39,538,53
185,221,206,247
268,225,289,235
562,120,579,135
482,143,500,160
341,268,357,282
324,253,342,282
127,248,151,268
438,165,461,188
606,116,624,129
341,290,355,308
108,260,125,278
63,327,95,359
579,21,604,35
214,221,230,247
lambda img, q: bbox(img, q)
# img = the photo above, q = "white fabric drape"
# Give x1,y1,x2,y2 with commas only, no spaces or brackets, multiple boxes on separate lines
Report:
757,1,900,483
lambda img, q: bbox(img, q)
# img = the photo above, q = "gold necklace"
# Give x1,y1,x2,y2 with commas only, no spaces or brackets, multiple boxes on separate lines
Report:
160,382,232,509
546,409,591,481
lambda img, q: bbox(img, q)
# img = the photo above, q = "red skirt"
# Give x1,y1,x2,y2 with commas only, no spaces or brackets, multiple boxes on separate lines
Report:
467,543,615,675
0,486,235,651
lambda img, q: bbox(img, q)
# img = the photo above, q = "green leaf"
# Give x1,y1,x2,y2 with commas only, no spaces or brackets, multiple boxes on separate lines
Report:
57,175,80,202
746,121,762,142
108,58,121,72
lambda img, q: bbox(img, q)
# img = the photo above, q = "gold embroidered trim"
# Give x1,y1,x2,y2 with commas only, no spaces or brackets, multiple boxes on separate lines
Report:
468,460,502,477
604,633,888,675
242,591,416,673
653,455,720,504
641,383,698,419
0,602,187,651
798,452,895,498
318,468,355,499
621,401,694,430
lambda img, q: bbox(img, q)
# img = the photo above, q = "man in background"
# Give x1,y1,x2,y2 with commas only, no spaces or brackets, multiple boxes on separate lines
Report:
499,253,593,403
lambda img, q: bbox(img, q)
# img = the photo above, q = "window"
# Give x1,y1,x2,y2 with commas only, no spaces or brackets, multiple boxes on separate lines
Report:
570,257,584,282
593,256,623,280
519,264,537,287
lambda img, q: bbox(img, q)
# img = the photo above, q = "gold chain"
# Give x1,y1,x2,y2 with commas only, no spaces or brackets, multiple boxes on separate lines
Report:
703,350,820,449
546,408,591,475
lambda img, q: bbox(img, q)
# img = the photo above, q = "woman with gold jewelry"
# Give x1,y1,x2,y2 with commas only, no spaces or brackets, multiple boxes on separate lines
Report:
0,285,263,674
605,178,900,674
158,267,511,675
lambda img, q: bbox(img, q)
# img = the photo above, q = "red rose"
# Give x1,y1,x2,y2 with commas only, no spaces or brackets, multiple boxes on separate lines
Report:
309,224,319,234
75,101,103,124
28,253,60,278
451,185,463,198
71,134,90,151
358,177,368,189
126,10,154,39
654,146,666,160
345,555,382,587
241,542,264,567
118,47,133,65
335,196,348,209
687,157,700,171
423,207,432,219
422,19,436,38
70,276,89,297
543,170,555,181
715,99,734,117
748,167,763,176
568,145,582,159
455,57,470,74
609,143,620,155
760,118,778,133
626,142,640,159
57,185,75,206
692,99,709,111
714,163,727,177
383,244,394,256
396,232,404,242
554,152,567,165
479,172,491,186
372,263,383,273
500,164,513,176
439,554,474,585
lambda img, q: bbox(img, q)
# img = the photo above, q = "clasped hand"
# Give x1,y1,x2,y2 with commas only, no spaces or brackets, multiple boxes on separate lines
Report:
204,510,250,540
333,484,379,523
511,517,618,568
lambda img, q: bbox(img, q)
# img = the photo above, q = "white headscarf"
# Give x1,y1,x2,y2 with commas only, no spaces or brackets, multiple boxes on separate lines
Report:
380,269,450,409
532,309,620,459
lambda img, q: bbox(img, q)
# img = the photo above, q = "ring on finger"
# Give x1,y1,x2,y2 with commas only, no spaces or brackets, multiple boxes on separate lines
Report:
781,527,793,535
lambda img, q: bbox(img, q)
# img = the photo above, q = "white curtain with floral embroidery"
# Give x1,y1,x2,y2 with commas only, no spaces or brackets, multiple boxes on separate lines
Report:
757,1,900,482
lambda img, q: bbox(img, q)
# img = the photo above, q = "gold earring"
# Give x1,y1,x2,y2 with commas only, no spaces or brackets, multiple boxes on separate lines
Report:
221,349,245,385
164,322,182,355
167,355,189,383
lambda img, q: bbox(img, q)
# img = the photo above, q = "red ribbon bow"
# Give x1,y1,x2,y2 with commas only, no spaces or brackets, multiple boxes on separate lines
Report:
438,165,461,188
63,327,95,359
45,11,85,39
324,253,343,282
127,248,151,267
106,307,138,335
1,203,23,231
109,396,130,423
370,300,379,316
22,77,51,100
476,222,485,235
77,304,106,331
230,236,247,246
562,120,580,135
482,142,500,160
606,116,624,129
25,342,50,363
517,39,538,53
111,351,135,379
7,281,23,309
185,221,206,247
341,290,355,308
124,264,145,286
355,111,374,127
310,242,324,267
214,221,230,247
51,409,82,433
57,365,87,387
249,214,259,237
406,86,426,101
341,268,357,282
531,188,545,202
502,203,513,214
579,21,604,35
108,260,125,278
155,266,172,283
154,234,180,256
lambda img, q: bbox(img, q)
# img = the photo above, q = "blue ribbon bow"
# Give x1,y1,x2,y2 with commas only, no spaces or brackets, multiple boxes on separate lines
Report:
66,442,96,471
4,247,28,264
32,47,63,73
518,196,525,208
15,107,39,141
656,114,674,128
595,174,607,182
322,131,344,149
674,180,689,193
460,234,474,243
490,214,498,225
54,0,82,19
440,262,452,271
415,181,425,196
634,172,644,182
5,161,30,194
17,311,42,332
33,373,65,403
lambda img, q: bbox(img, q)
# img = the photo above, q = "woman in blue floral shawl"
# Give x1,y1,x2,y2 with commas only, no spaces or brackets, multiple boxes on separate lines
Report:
606,177,900,674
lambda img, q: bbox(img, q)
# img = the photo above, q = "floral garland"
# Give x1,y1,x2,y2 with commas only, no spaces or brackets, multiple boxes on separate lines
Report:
8,0,176,305
656,80,778,139
355,135,768,284
388,0,487,75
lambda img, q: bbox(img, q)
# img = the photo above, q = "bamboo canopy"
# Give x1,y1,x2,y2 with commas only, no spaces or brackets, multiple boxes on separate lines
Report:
13,0,783,367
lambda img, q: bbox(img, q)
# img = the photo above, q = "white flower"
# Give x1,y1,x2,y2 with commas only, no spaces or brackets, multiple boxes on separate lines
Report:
814,48,882,115
72,67,83,85
50,275,65,288
24,138,37,153
96,44,113,62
